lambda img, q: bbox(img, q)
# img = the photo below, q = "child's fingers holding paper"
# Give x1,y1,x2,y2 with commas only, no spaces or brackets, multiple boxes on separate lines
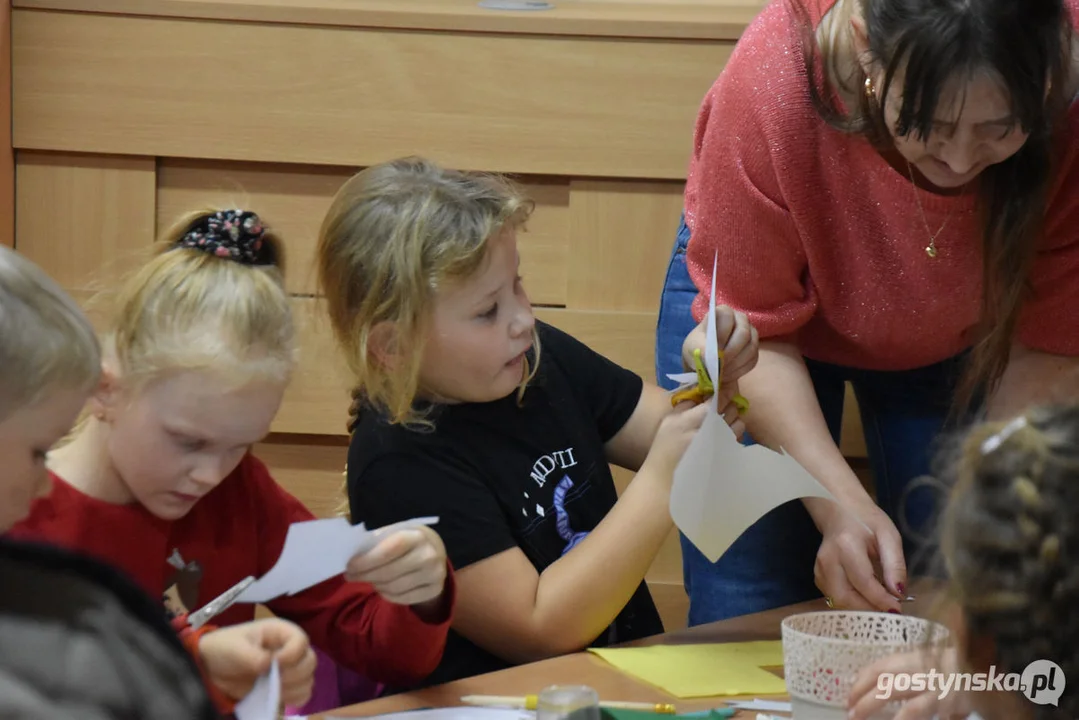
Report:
278,644,316,708
346,529,416,576
259,619,314,690
348,533,448,607
371,566,446,606
346,527,447,583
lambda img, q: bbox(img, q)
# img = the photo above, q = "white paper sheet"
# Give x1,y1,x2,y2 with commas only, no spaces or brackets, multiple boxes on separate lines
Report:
729,699,793,712
235,657,280,720
668,254,839,563
237,516,439,603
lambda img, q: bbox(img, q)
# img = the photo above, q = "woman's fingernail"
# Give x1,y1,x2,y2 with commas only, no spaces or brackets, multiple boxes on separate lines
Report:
896,583,906,595
887,608,901,615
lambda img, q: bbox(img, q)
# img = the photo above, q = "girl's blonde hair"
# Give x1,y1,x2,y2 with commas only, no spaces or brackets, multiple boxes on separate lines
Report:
936,405,1079,718
0,246,101,422
317,157,538,429
100,209,295,393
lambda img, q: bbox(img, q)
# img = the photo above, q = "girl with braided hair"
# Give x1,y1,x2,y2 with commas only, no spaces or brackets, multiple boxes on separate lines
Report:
848,405,1079,719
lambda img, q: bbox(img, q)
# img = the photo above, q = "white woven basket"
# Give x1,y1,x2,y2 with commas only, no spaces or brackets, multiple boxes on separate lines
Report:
781,611,950,720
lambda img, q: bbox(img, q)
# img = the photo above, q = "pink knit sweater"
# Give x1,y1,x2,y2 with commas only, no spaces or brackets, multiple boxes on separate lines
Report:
685,0,1079,370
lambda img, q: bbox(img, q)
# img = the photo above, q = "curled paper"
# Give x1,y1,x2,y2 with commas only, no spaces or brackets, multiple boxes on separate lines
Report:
668,254,850,562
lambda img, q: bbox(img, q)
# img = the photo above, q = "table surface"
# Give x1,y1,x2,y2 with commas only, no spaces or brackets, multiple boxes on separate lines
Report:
320,588,941,718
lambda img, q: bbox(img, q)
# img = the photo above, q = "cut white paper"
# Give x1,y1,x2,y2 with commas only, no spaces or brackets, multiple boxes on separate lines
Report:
237,516,439,603
667,371,698,385
669,254,841,563
235,657,280,720
730,699,793,712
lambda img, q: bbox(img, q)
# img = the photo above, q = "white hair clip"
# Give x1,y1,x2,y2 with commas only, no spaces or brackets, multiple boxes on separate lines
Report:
981,414,1028,455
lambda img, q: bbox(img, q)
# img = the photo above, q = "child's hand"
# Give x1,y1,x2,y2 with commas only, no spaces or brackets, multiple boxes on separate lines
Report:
198,618,316,708
345,525,449,612
642,401,710,484
847,647,969,720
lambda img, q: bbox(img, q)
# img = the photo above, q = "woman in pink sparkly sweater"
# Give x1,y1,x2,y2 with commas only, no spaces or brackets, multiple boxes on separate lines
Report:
655,0,1079,625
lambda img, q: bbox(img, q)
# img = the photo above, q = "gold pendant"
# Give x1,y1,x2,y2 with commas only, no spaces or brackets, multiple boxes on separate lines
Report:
925,244,938,258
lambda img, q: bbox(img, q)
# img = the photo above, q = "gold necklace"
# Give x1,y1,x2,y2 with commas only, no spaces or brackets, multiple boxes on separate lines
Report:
864,76,961,259
905,160,962,259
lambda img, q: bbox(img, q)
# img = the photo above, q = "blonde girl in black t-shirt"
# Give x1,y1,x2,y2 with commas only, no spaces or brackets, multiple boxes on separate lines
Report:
317,157,759,686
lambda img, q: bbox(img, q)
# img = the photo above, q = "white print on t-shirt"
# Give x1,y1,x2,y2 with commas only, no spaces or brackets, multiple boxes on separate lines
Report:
520,445,591,556
528,447,578,487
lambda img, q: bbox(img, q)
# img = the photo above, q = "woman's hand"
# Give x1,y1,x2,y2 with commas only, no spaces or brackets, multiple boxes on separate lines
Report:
681,304,759,384
680,304,758,438
812,498,907,613
847,647,970,720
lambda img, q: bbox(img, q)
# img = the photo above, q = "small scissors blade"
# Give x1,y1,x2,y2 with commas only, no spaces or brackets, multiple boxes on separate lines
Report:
186,575,255,629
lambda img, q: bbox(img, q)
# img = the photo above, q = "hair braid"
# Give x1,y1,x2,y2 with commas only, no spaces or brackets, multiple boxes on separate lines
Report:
942,405,1079,717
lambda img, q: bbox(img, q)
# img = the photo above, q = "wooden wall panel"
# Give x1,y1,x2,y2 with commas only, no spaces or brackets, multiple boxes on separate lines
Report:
0,0,11,247
156,161,570,305
516,179,570,308
14,152,156,288
256,437,349,520
533,308,656,381
13,10,731,179
567,180,684,312
276,299,353,436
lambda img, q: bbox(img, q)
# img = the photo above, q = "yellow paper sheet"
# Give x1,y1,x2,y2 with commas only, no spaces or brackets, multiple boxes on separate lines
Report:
588,641,787,698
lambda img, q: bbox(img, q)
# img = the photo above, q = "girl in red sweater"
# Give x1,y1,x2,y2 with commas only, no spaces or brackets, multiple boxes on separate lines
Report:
10,209,455,706
657,0,1079,624
0,244,306,715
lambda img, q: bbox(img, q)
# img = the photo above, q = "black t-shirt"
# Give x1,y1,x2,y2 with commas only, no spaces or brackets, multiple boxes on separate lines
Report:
347,320,664,688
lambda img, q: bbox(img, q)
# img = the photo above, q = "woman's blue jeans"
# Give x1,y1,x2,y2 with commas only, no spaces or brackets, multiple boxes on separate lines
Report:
655,215,961,626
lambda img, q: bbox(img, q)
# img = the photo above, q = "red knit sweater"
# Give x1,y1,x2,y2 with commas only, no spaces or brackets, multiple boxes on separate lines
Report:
8,454,453,687
685,0,1079,370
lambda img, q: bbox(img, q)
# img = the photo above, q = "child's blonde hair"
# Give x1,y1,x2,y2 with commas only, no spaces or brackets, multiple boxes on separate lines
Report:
317,157,538,429
0,246,101,421
101,209,295,392
939,404,1079,718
